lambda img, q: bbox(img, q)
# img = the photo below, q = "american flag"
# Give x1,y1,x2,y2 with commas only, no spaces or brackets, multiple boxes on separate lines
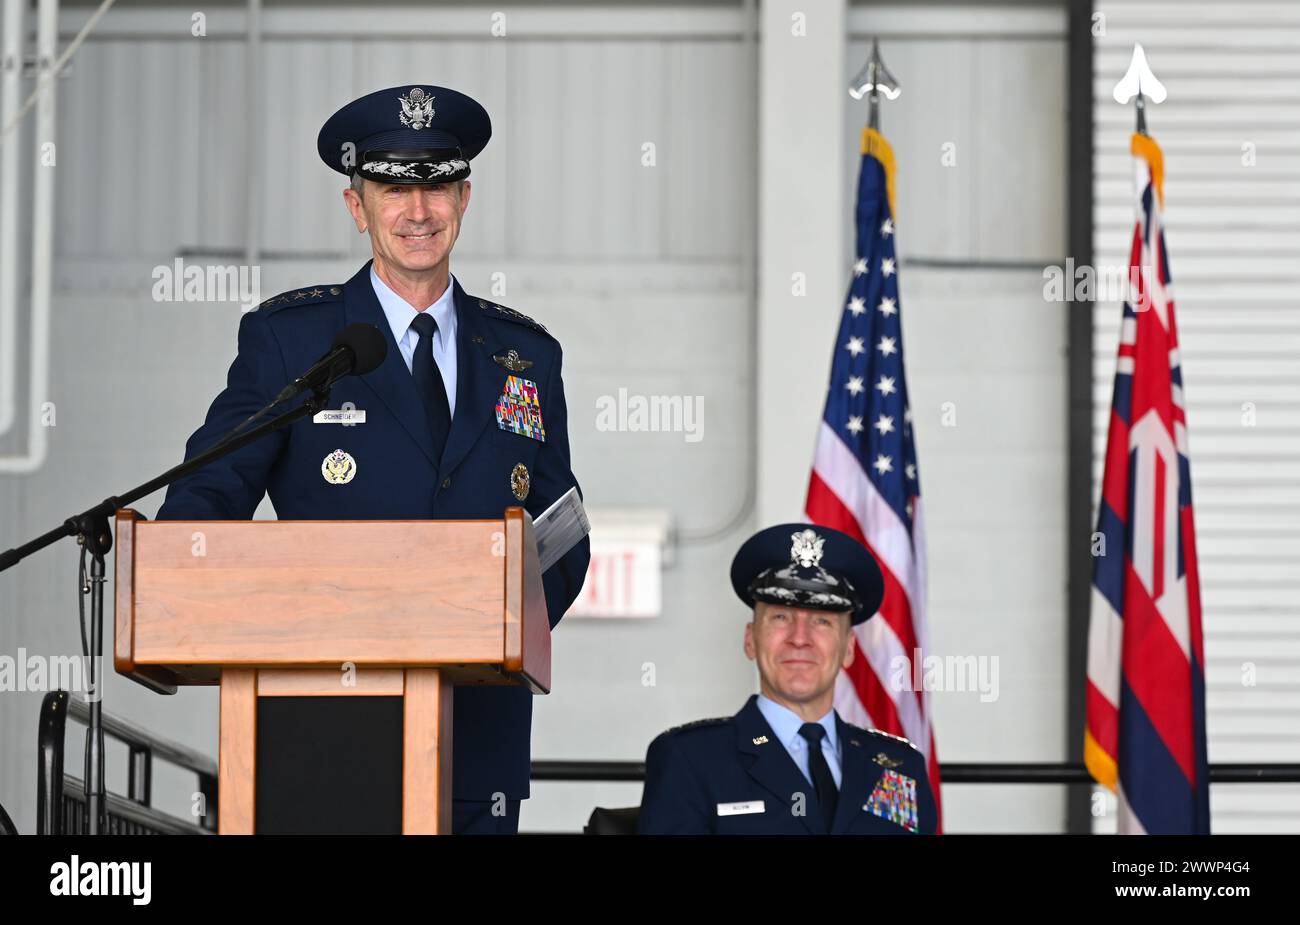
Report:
805,127,942,829
1085,132,1210,834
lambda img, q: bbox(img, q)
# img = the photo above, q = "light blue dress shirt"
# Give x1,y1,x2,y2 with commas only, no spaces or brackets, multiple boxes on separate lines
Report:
755,694,843,789
370,265,459,419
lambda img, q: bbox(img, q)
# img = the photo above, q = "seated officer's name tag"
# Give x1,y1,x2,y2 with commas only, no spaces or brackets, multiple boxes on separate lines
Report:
495,375,546,442
716,800,765,817
313,409,366,425
864,768,919,832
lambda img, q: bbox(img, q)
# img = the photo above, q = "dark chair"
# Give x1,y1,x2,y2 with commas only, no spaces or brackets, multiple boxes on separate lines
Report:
0,801,17,835
584,806,640,835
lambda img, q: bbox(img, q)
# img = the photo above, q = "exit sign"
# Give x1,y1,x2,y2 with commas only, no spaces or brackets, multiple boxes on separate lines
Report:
568,510,670,618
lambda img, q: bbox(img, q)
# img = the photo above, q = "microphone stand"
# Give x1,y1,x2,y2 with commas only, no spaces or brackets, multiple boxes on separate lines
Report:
0,383,333,834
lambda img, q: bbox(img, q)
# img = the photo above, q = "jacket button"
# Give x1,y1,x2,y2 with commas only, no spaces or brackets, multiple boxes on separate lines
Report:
441,477,451,489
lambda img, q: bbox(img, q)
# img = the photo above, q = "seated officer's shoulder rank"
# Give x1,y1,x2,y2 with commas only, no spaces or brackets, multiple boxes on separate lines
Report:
475,297,553,339
863,726,924,757
838,722,921,762
257,285,344,314
855,724,925,769
663,716,730,739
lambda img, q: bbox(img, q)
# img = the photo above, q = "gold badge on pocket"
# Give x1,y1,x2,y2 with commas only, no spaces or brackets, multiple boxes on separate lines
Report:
510,463,530,500
322,449,357,485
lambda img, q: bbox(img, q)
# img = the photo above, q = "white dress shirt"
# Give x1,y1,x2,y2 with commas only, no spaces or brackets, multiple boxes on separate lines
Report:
755,694,843,789
369,265,459,419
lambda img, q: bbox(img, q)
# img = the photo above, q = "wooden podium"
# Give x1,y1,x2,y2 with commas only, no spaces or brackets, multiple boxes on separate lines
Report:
112,507,550,835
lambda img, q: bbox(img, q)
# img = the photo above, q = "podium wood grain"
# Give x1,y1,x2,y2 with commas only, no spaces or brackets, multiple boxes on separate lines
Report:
116,508,549,835
403,669,453,834
218,669,256,834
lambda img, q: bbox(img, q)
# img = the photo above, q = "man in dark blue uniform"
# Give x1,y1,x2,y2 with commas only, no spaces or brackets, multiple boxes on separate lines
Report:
156,85,589,834
638,524,937,834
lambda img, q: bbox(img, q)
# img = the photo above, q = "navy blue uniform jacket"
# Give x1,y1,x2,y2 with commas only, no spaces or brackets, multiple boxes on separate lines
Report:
638,695,938,834
156,260,590,801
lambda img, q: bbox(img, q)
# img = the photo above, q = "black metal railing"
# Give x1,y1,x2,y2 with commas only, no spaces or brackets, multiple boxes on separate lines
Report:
33,691,1300,835
533,760,1300,834
57,774,211,835
531,760,1300,785
37,690,217,835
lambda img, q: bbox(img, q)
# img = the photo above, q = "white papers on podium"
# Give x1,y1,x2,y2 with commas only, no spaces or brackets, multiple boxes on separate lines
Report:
533,487,591,573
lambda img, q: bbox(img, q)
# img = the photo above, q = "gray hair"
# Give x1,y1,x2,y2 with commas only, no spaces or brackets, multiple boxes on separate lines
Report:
349,174,466,202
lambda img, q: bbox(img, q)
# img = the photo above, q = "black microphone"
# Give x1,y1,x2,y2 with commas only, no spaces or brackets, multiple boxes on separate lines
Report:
272,323,387,405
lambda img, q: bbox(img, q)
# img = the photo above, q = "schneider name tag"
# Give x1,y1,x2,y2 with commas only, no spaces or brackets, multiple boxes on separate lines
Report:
716,801,765,817
313,409,366,424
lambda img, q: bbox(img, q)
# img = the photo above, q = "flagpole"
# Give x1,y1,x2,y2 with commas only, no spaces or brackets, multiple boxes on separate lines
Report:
848,37,900,131
1114,42,1164,137
1089,41,1212,834
868,39,882,130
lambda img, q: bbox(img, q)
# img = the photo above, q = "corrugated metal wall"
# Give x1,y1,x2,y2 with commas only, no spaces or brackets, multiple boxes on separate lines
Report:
1,1,1078,835
53,7,751,264
2,3,765,835
11,0,1287,835
1093,0,1300,833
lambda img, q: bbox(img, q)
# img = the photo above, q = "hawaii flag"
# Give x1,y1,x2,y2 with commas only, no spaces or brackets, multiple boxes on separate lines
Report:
805,127,942,830
1085,132,1210,834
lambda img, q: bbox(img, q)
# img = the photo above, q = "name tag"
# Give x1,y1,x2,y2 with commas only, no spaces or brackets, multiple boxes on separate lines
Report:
313,409,366,424
716,800,765,817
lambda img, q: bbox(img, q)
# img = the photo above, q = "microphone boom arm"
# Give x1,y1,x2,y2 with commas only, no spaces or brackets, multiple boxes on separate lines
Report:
0,384,331,572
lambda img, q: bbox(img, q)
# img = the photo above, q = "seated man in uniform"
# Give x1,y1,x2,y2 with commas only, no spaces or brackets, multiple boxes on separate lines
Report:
638,523,938,835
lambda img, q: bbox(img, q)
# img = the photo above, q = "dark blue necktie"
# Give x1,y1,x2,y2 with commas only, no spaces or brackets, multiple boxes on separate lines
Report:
799,722,838,830
409,312,452,456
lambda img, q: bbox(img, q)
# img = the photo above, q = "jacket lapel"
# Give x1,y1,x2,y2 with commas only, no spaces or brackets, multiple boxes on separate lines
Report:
736,696,824,835
831,715,886,834
438,278,511,478
342,260,439,471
